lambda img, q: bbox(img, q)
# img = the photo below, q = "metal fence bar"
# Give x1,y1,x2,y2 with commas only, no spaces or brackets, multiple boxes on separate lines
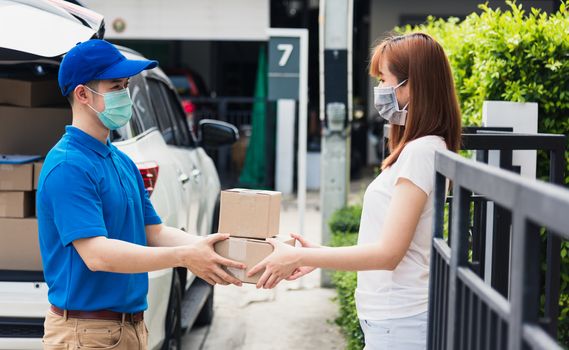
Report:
446,181,471,349
428,169,449,349
457,268,510,319
509,217,542,350
523,324,562,350
544,146,566,334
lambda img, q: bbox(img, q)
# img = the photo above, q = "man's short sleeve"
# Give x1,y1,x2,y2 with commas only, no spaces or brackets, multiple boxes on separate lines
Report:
42,162,108,246
396,145,438,196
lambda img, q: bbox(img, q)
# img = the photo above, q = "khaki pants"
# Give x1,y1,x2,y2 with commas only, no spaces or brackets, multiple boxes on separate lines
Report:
42,309,148,350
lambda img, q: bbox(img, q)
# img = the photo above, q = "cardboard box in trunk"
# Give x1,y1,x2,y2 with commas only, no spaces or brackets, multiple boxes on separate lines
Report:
214,235,295,284
0,218,42,271
218,189,281,239
0,77,67,107
0,192,33,218
0,106,71,156
0,163,34,191
33,161,43,190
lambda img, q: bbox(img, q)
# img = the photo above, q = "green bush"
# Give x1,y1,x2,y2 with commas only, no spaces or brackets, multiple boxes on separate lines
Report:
329,205,362,234
329,206,364,350
397,1,569,343
398,1,569,148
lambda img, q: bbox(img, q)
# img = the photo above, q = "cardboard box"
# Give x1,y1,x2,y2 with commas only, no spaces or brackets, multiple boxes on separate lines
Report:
33,161,43,190
214,235,296,284
218,189,281,239
0,218,42,271
0,77,67,107
0,106,71,156
0,163,34,191
0,192,33,218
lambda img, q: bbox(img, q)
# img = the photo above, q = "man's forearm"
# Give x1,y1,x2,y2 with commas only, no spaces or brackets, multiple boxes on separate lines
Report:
75,236,187,273
146,224,202,247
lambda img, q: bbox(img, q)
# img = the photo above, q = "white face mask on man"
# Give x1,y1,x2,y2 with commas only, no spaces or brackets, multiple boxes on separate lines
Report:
373,79,408,126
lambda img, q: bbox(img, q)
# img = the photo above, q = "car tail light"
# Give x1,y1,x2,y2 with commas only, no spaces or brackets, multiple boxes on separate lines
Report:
137,162,159,197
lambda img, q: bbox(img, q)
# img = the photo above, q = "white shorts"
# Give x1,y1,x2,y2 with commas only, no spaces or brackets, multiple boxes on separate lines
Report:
359,311,428,350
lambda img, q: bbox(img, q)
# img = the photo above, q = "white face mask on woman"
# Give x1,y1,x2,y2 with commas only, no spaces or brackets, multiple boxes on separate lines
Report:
373,79,408,126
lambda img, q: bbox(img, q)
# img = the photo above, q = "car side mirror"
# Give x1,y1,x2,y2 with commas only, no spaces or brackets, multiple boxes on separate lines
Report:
198,119,239,148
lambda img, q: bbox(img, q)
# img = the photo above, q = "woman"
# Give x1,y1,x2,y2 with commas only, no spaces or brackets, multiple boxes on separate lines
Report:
247,32,462,349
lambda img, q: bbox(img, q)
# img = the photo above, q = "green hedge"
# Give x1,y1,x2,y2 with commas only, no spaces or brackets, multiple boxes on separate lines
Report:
329,205,364,350
398,1,569,343
397,1,569,143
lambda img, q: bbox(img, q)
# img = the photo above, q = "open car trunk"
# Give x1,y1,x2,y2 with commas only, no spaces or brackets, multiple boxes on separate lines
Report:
0,0,103,281
0,66,69,282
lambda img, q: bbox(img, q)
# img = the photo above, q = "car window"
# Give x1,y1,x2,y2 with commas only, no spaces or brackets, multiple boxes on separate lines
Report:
129,74,158,133
159,83,192,146
147,78,176,145
169,75,193,96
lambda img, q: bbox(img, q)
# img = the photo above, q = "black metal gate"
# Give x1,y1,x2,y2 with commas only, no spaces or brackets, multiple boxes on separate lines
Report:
429,147,567,349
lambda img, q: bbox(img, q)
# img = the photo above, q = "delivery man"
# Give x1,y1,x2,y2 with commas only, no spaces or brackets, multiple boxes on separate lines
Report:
37,39,244,350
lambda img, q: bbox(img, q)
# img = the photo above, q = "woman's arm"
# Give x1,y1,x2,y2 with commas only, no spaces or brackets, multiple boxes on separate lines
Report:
248,177,428,288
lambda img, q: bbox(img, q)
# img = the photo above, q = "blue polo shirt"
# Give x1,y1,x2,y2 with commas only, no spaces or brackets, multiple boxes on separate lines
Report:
37,126,162,313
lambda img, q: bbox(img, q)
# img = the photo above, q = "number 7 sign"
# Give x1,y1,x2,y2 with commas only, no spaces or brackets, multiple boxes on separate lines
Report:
268,30,303,100
277,44,294,66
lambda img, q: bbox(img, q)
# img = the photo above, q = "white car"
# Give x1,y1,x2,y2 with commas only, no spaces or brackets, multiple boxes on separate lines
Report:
0,1,238,349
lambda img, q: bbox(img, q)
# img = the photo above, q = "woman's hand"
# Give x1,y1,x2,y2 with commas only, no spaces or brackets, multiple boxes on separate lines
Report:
290,233,320,248
285,234,319,281
247,236,302,289
286,266,317,281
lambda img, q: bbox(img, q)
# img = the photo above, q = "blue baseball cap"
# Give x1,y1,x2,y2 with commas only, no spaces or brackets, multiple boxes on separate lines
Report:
58,39,158,96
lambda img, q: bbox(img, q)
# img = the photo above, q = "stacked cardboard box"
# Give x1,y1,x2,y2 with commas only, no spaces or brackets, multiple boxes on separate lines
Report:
0,159,44,271
0,76,65,272
214,189,295,284
0,77,71,156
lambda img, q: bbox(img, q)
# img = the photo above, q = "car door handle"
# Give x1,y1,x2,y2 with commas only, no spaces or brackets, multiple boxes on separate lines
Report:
190,169,201,183
178,173,190,184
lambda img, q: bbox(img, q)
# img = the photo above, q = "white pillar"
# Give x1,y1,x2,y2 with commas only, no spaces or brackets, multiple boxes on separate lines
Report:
275,99,296,195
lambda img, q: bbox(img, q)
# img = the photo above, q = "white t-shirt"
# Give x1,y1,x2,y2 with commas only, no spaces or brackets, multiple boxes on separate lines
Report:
355,135,447,321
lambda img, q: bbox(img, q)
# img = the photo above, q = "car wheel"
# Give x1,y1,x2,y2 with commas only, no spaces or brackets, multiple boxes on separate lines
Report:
194,287,214,327
162,272,182,350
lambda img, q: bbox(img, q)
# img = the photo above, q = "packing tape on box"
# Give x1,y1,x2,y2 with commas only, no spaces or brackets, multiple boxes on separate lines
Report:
227,238,247,261
226,239,247,280
0,165,15,171
227,266,246,280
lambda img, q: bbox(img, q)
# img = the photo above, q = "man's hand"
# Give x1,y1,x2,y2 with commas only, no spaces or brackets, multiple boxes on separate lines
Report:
181,233,246,286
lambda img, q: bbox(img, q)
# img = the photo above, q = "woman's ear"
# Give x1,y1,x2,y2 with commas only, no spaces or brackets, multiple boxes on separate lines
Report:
397,81,411,107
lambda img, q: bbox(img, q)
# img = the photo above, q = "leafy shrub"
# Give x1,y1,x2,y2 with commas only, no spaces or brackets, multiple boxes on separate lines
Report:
329,206,364,350
329,205,362,234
